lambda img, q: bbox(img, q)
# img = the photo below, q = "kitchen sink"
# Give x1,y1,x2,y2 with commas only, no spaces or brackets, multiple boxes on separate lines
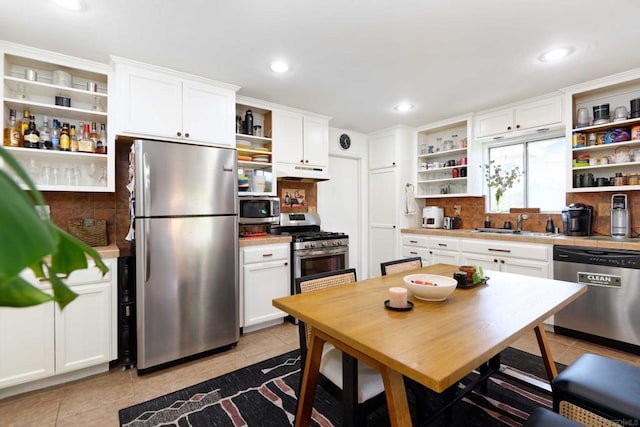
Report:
472,228,561,237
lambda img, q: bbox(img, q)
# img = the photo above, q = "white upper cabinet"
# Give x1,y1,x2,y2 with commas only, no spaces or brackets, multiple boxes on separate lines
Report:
475,94,563,139
111,57,238,146
272,109,330,178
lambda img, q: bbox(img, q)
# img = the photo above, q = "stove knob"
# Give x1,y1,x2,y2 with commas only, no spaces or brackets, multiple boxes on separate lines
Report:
305,243,312,249
333,241,339,246
321,241,328,247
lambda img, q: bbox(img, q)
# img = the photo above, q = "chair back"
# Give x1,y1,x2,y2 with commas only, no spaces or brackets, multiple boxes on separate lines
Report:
380,256,422,276
295,268,357,358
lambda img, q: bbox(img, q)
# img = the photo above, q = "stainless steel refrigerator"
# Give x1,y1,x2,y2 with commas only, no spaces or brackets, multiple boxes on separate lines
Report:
133,139,238,372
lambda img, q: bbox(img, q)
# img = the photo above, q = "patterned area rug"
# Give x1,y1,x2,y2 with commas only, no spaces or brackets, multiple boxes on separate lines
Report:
119,347,565,426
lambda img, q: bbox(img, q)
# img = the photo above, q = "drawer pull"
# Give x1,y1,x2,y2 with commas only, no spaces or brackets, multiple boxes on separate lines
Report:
437,243,447,247
409,251,418,255
262,253,274,257
409,240,418,244
488,248,511,253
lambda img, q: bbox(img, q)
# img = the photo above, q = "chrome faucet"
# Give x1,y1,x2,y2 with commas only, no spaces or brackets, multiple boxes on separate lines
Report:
517,213,529,232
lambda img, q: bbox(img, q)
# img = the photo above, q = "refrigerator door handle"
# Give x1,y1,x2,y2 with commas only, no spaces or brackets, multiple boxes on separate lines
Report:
223,162,234,172
144,219,150,284
141,151,150,215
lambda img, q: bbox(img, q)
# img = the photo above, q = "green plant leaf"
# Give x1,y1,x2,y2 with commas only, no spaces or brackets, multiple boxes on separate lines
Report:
0,275,52,307
51,224,109,276
47,269,78,310
0,171,57,280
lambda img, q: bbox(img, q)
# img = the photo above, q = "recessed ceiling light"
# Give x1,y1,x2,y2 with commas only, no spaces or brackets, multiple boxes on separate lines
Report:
394,102,414,112
270,61,290,73
538,46,574,63
53,0,84,10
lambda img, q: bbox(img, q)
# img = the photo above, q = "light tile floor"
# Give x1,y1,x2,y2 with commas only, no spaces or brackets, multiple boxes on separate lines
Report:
0,322,638,426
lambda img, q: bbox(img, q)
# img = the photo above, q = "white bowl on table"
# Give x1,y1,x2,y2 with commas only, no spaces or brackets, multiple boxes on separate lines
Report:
403,274,457,301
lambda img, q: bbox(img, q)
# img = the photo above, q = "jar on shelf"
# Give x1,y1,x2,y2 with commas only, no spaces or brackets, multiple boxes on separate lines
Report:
614,172,625,186
443,139,453,151
253,125,263,137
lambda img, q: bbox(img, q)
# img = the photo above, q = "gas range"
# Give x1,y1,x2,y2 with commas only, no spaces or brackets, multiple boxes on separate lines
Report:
277,212,349,250
290,231,349,250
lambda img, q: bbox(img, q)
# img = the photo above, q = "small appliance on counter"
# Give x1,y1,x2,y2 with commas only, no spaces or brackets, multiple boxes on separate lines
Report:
422,206,444,229
443,216,461,230
611,194,630,238
561,203,593,236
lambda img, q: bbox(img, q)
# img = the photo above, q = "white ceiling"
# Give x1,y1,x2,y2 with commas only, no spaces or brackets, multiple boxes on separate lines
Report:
2,0,640,133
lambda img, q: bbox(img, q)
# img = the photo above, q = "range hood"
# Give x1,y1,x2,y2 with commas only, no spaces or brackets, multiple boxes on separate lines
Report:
276,162,330,182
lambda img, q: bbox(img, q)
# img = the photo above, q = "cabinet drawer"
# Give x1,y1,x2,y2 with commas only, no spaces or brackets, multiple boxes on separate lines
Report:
402,246,428,260
461,239,550,261
401,234,428,247
428,236,460,251
242,244,289,264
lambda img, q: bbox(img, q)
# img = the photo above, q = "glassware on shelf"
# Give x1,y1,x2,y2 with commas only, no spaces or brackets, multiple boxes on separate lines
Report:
41,166,51,186
92,96,104,112
16,83,29,101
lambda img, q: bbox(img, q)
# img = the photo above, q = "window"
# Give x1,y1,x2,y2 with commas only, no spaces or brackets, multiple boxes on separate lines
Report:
486,136,565,212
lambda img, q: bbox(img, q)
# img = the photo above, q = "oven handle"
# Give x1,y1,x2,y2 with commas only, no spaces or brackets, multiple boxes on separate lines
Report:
294,246,349,258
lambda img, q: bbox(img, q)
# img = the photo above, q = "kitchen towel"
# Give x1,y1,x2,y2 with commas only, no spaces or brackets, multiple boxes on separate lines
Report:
404,183,417,215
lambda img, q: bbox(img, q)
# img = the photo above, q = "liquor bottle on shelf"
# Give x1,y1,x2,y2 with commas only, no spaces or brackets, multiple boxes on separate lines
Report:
20,109,30,146
96,123,107,154
89,122,99,150
60,122,70,151
39,116,52,150
23,115,40,149
3,109,21,147
79,122,94,152
51,119,61,150
69,125,79,152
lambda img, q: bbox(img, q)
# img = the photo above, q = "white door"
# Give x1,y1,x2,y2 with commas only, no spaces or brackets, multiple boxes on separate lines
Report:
318,155,361,274
369,168,397,277
0,302,55,388
183,80,235,146
55,282,111,374
430,250,459,266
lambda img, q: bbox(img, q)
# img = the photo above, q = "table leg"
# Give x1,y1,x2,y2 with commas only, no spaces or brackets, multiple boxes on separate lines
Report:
295,329,325,427
534,323,558,381
380,366,412,427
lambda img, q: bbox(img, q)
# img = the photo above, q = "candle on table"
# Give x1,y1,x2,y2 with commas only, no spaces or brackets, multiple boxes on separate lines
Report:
389,287,407,308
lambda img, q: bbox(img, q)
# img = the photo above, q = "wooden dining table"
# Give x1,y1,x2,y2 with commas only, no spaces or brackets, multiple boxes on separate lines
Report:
272,263,587,427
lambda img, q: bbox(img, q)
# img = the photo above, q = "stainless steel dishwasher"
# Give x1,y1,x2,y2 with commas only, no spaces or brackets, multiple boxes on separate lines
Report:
553,245,640,354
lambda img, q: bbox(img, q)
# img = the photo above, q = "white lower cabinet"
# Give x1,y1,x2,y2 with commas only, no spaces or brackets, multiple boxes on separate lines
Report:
401,234,429,265
240,244,290,331
428,236,460,265
0,258,116,394
459,239,552,279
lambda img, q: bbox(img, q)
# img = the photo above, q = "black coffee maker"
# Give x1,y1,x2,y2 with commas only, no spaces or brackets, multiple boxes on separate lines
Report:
561,203,593,236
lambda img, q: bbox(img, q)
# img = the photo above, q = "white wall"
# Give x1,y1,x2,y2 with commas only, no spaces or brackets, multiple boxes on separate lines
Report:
318,127,369,279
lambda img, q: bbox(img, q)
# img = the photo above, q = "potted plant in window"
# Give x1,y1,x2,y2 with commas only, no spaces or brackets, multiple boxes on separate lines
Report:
483,160,522,213
0,146,108,309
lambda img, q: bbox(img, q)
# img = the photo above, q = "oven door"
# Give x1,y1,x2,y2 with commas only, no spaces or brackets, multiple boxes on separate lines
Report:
292,246,349,294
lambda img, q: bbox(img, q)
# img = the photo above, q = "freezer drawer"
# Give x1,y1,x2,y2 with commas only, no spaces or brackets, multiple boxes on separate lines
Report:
135,216,238,370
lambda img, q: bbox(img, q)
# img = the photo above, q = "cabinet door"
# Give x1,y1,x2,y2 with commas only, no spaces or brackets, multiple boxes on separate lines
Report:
274,110,304,164
369,168,398,277
303,116,328,167
243,260,290,327
502,258,550,278
474,108,513,138
55,282,111,374
0,302,54,388
369,132,397,169
429,250,459,266
514,96,562,131
117,65,182,138
183,80,235,146
459,253,498,273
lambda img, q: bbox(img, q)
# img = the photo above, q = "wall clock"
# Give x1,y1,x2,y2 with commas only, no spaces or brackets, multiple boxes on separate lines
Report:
339,133,351,150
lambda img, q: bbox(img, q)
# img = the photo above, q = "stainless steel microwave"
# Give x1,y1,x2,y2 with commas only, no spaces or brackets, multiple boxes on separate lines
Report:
239,197,280,224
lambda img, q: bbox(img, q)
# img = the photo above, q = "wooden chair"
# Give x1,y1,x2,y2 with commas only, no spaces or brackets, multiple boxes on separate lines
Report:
295,269,386,426
380,256,422,276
